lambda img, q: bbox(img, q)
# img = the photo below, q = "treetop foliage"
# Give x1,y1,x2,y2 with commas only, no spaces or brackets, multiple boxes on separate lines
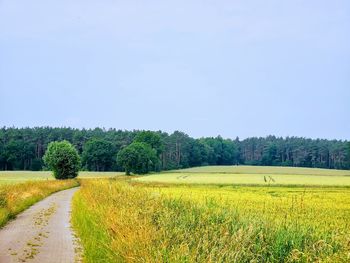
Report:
117,142,158,175
134,130,164,155
0,127,349,172
81,138,116,171
43,140,81,179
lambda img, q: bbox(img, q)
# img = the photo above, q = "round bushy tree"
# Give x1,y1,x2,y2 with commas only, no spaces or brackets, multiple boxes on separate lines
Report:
117,142,158,175
43,140,81,179
82,139,116,171
134,130,164,155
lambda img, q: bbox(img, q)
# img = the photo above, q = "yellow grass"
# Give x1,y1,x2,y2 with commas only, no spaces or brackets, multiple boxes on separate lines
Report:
0,180,79,227
72,179,350,262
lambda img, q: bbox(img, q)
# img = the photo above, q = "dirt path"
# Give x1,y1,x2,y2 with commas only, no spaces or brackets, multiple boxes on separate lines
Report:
0,188,81,263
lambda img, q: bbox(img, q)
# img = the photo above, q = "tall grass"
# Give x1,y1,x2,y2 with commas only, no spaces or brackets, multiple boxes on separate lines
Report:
72,179,350,262
0,179,79,227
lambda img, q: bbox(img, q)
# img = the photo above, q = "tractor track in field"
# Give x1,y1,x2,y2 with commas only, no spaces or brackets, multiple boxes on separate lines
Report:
0,187,81,263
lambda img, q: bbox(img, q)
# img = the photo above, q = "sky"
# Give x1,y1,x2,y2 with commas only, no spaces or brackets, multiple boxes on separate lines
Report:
0,0,349,140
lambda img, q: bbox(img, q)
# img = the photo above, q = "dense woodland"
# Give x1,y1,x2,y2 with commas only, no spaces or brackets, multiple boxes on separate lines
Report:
0,127,349,171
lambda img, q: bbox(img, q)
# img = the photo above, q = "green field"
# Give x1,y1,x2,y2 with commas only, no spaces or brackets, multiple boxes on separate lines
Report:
170,165,350,176
2,166,350,186
136,165,350,186
73,178,350,262
0,171,123,185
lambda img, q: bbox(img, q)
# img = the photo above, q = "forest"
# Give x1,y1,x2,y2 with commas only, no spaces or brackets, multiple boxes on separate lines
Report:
0,127,349,171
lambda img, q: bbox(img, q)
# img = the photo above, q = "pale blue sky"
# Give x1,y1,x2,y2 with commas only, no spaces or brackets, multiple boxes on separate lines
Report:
0,0,349,139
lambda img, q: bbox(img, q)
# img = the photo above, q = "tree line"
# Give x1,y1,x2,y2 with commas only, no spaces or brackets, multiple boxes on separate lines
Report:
0,127,349,172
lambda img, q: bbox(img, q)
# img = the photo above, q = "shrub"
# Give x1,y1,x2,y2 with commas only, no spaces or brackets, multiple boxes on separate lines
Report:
43,140,81,179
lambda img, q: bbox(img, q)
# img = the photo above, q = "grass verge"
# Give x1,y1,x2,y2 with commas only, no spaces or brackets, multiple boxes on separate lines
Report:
0,179,79,228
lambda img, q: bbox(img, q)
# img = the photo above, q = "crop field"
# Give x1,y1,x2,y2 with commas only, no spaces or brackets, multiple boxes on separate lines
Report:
136,165,350,186
73,178,350,262
171,165,350,176
0,171,122,185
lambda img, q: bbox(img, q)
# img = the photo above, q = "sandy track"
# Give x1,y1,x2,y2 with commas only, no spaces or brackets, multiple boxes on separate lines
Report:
0,188,81,263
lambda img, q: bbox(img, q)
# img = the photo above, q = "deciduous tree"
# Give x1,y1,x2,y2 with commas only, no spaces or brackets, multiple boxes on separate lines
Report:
43,140,81,179
117,142,158,175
